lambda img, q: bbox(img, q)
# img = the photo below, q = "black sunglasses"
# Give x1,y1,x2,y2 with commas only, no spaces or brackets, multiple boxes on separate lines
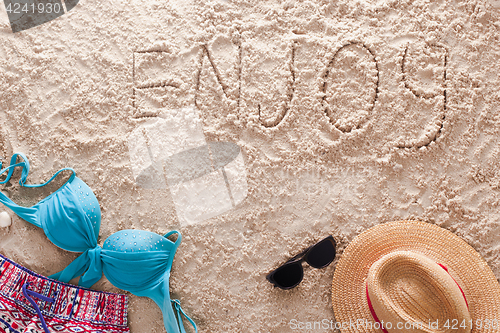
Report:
266,236,337,290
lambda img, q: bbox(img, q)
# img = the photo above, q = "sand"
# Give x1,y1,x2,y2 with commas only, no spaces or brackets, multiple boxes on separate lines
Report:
1,0,500,332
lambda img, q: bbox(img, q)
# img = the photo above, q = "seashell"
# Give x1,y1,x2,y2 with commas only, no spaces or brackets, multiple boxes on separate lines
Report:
0,211,11,228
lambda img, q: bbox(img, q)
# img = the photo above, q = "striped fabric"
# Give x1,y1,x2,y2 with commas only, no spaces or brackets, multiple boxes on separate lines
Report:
0,253,130,333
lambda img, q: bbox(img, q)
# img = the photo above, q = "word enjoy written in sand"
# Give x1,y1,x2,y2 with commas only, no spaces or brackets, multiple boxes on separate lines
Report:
133,35,448,149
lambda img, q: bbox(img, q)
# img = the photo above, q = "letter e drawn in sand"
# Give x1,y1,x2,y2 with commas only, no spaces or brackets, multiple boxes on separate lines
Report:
133,41,236,120
132,48,199,118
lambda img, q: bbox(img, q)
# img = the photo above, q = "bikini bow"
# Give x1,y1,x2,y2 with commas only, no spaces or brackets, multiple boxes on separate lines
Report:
50,245,103,288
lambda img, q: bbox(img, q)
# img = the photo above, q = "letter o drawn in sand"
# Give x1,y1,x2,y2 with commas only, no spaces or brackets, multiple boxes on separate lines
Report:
322,42,379,133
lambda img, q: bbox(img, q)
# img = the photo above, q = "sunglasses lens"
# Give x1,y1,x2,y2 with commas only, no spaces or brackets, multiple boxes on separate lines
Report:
271,262,303,289
306,238,336,268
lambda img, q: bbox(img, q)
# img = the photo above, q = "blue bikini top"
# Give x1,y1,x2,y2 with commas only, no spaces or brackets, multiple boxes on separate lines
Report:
0,153,197,333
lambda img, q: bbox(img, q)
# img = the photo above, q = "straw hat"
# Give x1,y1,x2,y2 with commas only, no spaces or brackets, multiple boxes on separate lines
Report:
332,220,500,332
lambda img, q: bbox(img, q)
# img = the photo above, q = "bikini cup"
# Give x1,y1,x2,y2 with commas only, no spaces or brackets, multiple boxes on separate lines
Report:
51,229,197,333
0,153,101,252
0,154,197,333
102,230,197,333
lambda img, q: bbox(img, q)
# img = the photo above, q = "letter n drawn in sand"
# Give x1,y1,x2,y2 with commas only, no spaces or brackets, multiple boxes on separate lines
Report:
133,40,237,120
195,36,240,124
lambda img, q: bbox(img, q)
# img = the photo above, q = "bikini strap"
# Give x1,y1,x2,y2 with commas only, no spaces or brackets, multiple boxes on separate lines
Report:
0,153,76,187
0,154,76,227
160,230,198,333
164,230,182,248
171,299,198,333
21,167,76,188
0,153,30,185
0,154,39,226
161,267,198,333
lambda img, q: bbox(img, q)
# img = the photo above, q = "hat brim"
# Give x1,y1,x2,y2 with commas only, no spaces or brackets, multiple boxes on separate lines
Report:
331,220,500,332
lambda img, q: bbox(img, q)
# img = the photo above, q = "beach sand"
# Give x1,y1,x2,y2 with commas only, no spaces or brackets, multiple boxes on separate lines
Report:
1,0,500,332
